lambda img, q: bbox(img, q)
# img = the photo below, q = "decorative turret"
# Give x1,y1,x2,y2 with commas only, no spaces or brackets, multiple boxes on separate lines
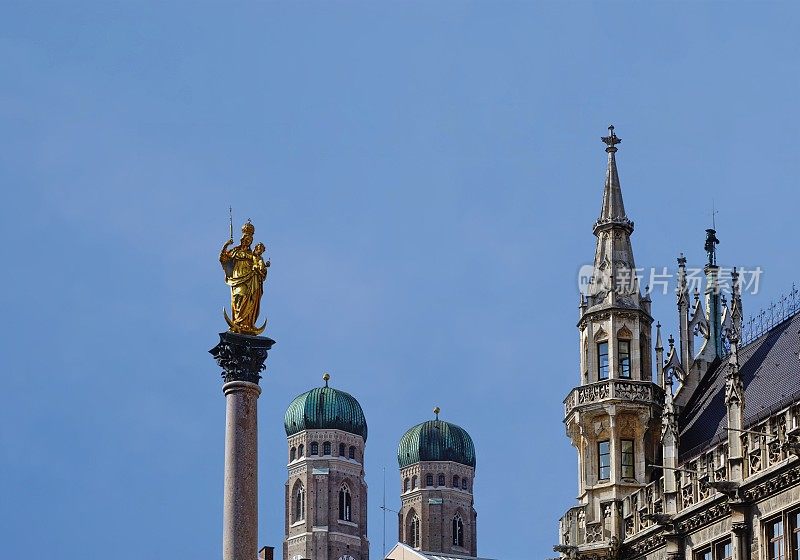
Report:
561,127,663,557
283,374,369,560
704,228,724,358
397,408,477,557
724,270,745,483
674,230,727,407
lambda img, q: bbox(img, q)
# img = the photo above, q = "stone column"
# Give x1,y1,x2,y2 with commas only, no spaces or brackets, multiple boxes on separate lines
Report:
211,332,276,560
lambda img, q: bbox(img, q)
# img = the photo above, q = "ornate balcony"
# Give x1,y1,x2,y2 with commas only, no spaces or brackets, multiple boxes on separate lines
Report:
564,379,664,417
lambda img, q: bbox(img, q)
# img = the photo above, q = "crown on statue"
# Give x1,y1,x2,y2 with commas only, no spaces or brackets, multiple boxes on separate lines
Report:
241,220,255,236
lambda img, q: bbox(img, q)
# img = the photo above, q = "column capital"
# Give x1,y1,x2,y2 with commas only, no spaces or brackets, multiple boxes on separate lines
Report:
210,331,276,384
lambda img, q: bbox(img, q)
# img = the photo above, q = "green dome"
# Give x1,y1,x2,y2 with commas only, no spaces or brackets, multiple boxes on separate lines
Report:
284,385,368,441
397,419,476,468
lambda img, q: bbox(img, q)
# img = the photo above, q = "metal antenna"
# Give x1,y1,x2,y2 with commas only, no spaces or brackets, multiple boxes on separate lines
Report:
380,467,399,557
712,199,719,230
383,466,386,557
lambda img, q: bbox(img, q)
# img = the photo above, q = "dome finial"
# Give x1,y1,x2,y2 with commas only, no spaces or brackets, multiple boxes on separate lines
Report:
322,372,330,387
433,406,440,420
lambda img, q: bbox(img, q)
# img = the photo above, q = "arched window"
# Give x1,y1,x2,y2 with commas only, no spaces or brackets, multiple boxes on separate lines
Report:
452,475,459,488
411,475,418,489
452,515,464,547
349,446,356,460
404,478,410,492
461,477,468,490
437,473,445,487
338,484,352,522
407,512,420,548
310,442,319,455
298,444,304,457
339,443,346,456
323,441,331,455
290,447,296,461
292,483,306,522
425,474,433,487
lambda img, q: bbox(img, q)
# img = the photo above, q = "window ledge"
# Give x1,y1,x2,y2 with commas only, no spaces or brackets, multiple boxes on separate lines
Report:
291,520,305,527
338,519,358,527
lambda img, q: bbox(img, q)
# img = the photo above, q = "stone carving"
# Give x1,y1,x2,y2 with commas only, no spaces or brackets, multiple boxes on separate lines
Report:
210,331,275,384
565,380,663,415
586,522,604,544
744,464,800,501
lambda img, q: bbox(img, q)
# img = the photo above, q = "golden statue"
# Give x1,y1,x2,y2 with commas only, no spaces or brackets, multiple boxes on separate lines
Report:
220,220,269,335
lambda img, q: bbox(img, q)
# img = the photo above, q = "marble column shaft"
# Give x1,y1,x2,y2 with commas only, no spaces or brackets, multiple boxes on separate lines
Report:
223,380,261,560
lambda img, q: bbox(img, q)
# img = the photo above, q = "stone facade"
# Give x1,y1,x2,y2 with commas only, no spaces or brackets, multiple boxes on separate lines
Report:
555,128,800,560
284,429,369,560
398,461,477,557
604,405,800,560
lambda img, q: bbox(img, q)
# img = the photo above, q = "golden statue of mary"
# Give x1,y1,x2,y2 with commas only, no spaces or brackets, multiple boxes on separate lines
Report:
219,220,270,335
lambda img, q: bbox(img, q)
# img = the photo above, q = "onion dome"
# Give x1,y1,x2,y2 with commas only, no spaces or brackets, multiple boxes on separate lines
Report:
397,408,475,468
284,374,368,441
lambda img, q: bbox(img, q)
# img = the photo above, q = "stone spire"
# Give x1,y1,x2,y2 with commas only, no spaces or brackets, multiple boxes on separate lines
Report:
595,125,634,234
587,126,641,311
655,322,665,388
725,269,746,482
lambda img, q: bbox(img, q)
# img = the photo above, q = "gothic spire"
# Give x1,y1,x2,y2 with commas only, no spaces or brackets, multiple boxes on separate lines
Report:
586,126,640,310
595,125,634,235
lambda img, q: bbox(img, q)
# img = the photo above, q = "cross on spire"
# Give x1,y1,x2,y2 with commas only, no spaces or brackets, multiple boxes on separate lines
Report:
601,125,622,152
711,200,719,230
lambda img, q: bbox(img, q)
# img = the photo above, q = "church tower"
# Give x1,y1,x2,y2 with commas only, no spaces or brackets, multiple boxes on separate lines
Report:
561,127,663,553
283,374,369,560
396,409,477,557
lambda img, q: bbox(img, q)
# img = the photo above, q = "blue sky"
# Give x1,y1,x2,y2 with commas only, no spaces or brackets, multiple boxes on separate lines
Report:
1,2,799,559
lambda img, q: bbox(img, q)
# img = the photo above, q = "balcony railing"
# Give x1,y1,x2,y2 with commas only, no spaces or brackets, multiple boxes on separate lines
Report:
564,379,663,416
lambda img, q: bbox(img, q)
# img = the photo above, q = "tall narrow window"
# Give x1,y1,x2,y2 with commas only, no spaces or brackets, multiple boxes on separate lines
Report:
438,473,445,487
323,441,331,455
598,440,611,480
298,444,304,457
768,518,786,560
462,477,468,490
618,340,631,379
425,474,433,487
452,475,459,488
639,337,647,379
338,484,352,522
290,447,296,461
716,540,733,560
791,511,800,560
411,475,417,489
339,443,346,457
404,478,410,492
408,513,420,548
293,484,306,522
621,439,635,479
452,515,464,547
349,446,356,460
598,342,609,380
310,442,318,455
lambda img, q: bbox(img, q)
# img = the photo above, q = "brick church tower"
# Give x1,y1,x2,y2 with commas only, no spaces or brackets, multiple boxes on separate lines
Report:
396,409,477,557
283,374,370,560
